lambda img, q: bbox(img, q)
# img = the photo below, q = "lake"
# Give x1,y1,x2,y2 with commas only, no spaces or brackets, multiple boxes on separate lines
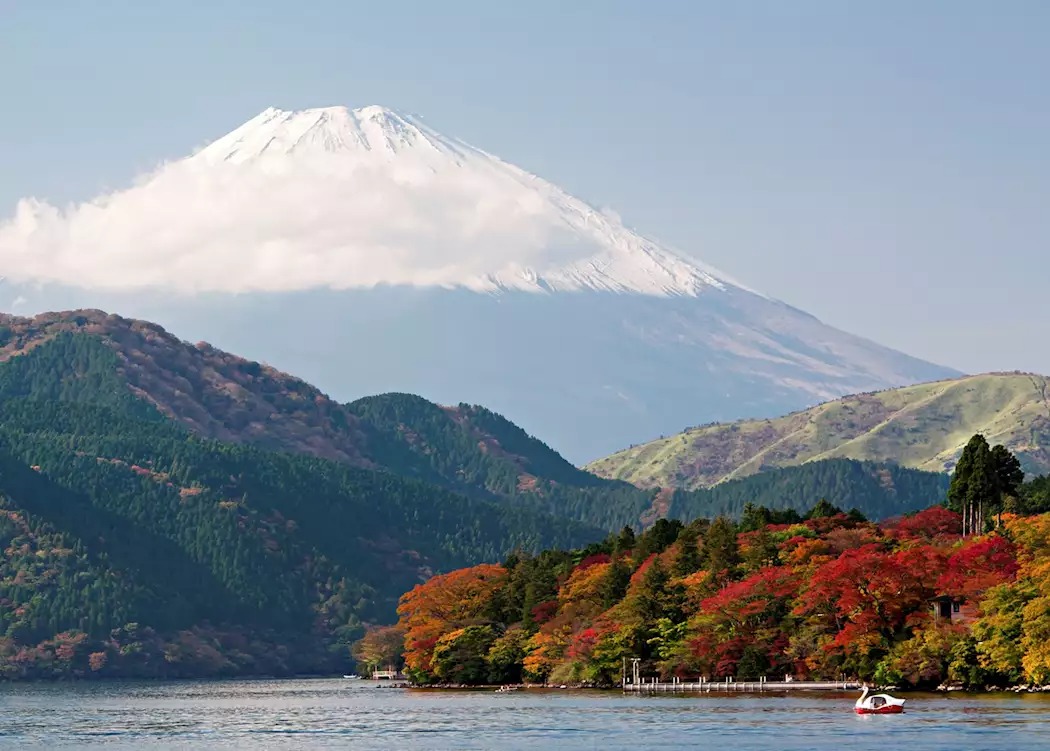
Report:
1,679,1047,749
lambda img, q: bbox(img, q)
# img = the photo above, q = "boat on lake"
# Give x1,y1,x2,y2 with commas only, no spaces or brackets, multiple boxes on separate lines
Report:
854,685,905,714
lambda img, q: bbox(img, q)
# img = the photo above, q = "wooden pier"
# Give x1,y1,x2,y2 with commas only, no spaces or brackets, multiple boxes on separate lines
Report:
372,669,407,680
623,676,861,693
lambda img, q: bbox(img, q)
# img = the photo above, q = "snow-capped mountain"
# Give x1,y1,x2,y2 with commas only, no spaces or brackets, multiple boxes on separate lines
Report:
186,104,744,297
0,105,960,461
188,105,734,292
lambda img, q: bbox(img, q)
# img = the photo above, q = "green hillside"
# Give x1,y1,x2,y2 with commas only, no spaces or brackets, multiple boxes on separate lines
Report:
347,393,654,530
587,373,1050,489
0,332,597,679
0,310,655,533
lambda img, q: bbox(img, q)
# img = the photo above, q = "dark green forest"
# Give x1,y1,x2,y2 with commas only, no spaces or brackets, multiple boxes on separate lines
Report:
671,458,950,522
0,334,596,679
346,392,950,530
348,392,654,529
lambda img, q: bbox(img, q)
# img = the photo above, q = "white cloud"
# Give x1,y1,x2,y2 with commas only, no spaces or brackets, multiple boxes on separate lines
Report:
0,151,599,295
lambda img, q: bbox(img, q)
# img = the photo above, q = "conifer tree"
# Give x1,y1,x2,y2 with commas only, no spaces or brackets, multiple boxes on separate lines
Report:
672,523,702,577
703,516,740,582
632,557,670,623
600,556,632,609
806,498,843,520
990,443,1025,524
948,434,1007,534
613,525,636,556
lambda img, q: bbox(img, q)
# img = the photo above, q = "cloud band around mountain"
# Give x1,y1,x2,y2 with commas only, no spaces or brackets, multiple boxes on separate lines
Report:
0,153,590,295
1,105,744,299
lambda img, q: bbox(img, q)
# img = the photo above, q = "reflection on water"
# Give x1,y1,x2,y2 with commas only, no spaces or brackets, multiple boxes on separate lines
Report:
0,679,1046,750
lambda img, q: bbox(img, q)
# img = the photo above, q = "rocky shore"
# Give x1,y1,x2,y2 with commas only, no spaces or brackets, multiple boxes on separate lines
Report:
936,682,1050,693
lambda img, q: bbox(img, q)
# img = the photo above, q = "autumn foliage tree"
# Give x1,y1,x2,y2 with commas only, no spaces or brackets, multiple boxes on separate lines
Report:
351,624,405,675
795,544,944,675
690,567,798,678
390,496,1050,690
396,563,507,681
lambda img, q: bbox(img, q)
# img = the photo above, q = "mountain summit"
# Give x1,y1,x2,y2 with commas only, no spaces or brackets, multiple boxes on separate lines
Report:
177,104,743,298
192,105,464,164
0,104,960,460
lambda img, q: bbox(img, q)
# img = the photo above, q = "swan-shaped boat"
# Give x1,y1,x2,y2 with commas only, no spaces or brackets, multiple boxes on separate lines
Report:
854,685,906,714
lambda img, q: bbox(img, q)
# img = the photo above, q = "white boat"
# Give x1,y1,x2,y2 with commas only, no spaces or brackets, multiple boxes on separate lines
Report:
342,674,362,680
854,685,906,714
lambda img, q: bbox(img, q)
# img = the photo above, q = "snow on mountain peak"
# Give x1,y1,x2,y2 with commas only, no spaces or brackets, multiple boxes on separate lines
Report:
191,105,455,165
0,104,754,298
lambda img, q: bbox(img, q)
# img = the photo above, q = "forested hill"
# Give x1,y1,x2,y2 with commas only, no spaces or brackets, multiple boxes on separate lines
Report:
0,310,952,533
0,309,376,465
0,310,636,496
345,393,656,529
0,331,597,680
0,310,653,530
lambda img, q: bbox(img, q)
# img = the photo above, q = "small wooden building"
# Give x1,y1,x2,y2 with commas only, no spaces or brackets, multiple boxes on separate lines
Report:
930,595,976,624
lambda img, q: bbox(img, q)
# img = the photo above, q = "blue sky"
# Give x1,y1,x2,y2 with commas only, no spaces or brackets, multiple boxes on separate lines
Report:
1,0,1047,374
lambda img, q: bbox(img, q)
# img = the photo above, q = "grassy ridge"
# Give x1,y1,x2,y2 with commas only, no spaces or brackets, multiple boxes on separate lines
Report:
587,373,1050,489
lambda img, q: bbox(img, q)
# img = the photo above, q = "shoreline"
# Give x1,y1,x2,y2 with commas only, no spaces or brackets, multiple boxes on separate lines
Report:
388,680,1050,695
4,674,1050,695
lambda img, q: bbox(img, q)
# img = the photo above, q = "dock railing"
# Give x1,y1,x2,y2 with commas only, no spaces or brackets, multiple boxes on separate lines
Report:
623,675,860,692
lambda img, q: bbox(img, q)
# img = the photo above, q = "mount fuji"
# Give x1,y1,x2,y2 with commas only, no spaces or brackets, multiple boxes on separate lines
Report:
0,105,959,461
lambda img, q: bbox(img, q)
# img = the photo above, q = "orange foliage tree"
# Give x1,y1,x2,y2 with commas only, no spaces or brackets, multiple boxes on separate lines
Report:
396,563,507,680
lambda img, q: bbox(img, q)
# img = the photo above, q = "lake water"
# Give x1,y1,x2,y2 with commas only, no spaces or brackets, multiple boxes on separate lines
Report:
1,679,1047,750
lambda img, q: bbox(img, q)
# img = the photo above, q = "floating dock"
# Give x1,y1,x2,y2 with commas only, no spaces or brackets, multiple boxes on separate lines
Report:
624,677,861,693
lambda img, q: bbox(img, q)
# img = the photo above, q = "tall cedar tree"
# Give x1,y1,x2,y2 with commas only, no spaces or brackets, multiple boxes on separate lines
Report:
614,526,636,556
949,434,989,535
600,556,632,608
703,516,741,582
991,444,1025,520
672,524,702,577
949,435,1025,534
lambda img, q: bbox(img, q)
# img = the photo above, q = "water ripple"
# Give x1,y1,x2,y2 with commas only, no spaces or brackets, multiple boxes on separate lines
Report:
0,680,1046,750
